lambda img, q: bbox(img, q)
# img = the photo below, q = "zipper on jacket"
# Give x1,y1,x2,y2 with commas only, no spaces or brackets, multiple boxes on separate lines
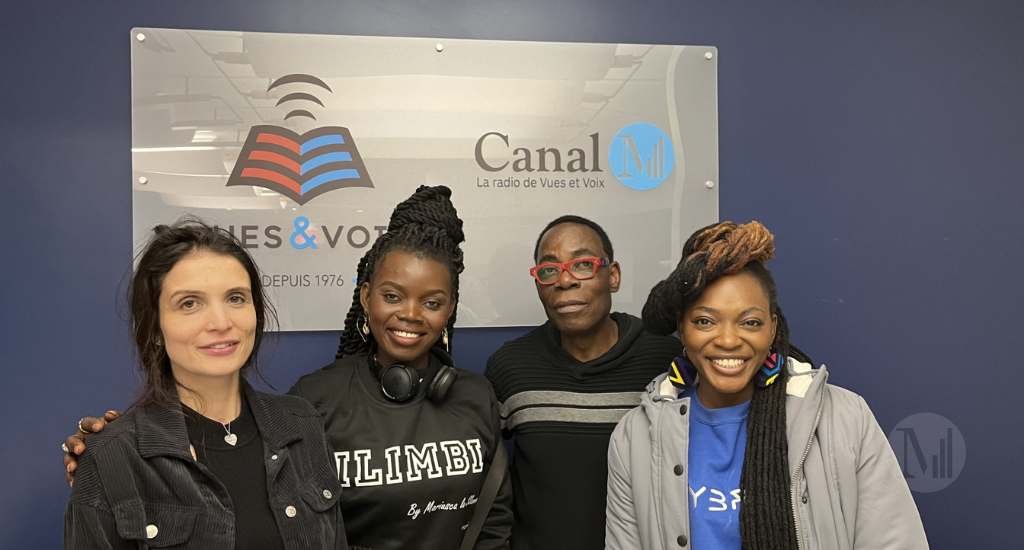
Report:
652,397,669,550
790,388,826,550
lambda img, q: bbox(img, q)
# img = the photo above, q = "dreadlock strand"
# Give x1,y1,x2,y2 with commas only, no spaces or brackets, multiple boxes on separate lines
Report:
691,221,735,254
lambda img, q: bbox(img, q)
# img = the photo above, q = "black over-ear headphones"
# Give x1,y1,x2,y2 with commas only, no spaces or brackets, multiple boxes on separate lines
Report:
368,345,458,404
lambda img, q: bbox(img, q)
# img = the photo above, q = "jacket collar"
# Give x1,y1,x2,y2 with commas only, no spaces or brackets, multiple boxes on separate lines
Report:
784,360,829,472
136,380,302,459
242,380,303,450
135,398,193,460
641,358,829,410
639,357,830,479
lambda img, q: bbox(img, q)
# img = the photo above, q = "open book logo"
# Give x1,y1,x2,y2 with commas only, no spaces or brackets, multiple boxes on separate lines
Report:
226,75,373,205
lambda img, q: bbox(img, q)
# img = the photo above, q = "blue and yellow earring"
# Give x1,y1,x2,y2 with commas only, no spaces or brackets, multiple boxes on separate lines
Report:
755,351,784,387
669,353,699,389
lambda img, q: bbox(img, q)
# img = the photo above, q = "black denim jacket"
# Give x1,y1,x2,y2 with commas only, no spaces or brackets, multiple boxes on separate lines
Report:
64,382,348,550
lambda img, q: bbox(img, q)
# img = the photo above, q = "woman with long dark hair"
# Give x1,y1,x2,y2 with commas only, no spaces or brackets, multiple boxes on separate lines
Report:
64,219,346,549
605,221,927,549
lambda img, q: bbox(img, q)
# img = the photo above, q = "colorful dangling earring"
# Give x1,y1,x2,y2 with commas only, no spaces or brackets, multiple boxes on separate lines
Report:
442,326,450,353
668,353,699,389
755,351,784,387
357,313,370,342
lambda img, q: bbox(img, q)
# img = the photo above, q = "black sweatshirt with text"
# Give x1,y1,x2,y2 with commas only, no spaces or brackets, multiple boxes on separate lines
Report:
290,350,512,550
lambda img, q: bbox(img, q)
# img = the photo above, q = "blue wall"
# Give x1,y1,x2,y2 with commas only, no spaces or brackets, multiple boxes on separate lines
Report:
2,0,1022,547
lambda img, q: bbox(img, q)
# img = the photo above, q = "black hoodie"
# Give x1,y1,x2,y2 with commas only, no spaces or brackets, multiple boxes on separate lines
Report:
484,312,682,550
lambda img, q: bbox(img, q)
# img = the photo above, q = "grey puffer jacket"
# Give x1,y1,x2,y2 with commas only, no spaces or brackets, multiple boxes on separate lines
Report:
605,359,928,550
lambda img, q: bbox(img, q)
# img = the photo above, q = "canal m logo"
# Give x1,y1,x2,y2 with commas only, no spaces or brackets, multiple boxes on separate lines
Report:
608,122,675,191
887,412,965,493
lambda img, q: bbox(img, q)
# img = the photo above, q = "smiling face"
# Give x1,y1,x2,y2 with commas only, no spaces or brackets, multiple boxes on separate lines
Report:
360,251,455,371
158,252,257,389
534,223,621,337
678,271,777,409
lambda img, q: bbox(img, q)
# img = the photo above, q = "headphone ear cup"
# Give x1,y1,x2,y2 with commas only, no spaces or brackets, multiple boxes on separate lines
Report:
380,365,420,402
427,365,458,404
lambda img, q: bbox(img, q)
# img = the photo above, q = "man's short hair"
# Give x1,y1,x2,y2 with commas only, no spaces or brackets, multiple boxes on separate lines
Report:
533,215,614,262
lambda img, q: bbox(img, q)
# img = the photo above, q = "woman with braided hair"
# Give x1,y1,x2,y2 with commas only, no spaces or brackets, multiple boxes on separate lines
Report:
289,185,512,550
605,221,927,550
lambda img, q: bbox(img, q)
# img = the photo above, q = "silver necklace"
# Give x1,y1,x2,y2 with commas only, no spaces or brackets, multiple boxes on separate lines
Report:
221,422,237,446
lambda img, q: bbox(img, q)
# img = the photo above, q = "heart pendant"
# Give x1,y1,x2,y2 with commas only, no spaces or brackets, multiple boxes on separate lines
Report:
224,433,238,446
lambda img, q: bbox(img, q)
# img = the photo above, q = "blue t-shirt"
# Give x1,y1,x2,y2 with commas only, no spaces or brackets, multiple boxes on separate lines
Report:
682,387,750,550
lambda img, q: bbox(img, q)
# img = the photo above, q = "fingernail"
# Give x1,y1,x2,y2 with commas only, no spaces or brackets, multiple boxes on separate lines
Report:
75,445,83,454
67,464,72,472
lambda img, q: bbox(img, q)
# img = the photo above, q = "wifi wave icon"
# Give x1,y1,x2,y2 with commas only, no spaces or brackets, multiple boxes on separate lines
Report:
268,73,332,122
226,74,374,205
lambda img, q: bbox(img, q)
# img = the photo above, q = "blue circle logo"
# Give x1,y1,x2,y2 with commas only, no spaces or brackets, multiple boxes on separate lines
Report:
608,122,675,191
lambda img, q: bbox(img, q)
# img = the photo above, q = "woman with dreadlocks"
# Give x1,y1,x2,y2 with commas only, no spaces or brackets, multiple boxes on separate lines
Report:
605,221,927,550
287,185,512,550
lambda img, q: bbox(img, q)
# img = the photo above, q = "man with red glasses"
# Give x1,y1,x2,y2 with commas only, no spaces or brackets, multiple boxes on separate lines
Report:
485,215,682,550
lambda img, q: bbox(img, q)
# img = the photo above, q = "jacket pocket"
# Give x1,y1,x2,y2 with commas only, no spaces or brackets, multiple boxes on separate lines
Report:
112,500,199,547
293,471,345,549
299,474,342,512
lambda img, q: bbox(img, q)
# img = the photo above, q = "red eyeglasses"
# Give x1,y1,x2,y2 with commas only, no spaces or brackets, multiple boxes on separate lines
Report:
529,257,609,285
